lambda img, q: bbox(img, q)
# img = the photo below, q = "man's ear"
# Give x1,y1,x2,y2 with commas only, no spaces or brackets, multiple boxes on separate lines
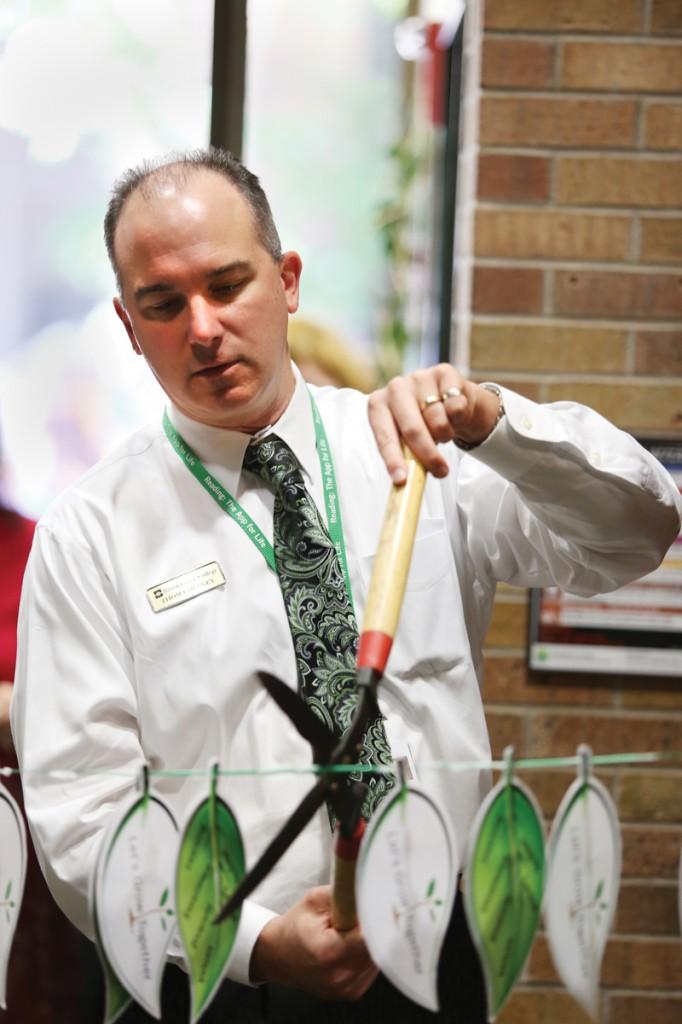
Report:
113,297,142,354
280,251,302,315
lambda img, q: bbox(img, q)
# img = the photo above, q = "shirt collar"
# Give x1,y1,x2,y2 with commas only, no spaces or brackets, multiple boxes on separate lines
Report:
166,363,318,492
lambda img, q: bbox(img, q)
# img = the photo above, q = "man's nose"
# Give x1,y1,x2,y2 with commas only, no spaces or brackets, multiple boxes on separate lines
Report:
187,297,222,351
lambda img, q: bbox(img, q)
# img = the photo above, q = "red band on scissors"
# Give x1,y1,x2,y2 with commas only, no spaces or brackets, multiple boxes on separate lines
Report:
335,818,366,861
356,631,392,673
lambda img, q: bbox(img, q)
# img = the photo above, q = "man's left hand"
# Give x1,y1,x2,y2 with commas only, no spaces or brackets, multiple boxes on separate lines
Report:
368,364,502,483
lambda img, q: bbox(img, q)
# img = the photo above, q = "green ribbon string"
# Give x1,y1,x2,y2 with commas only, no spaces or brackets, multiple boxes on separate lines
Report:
162,388,355,609
3,750,680,781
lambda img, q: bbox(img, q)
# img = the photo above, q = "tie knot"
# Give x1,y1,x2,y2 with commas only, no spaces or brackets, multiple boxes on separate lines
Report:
243,435,302,492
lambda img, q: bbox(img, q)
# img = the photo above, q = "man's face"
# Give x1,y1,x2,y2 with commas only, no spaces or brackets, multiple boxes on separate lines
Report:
113,170,301,432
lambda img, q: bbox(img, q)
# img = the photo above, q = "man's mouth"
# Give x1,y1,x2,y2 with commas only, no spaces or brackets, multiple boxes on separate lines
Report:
193,360,239,378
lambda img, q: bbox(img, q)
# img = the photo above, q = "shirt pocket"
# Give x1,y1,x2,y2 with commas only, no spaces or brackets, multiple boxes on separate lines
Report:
358,518,463,679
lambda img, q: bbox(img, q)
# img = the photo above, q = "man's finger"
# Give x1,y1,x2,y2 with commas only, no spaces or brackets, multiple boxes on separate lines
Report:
367,390,408,484
369,384,449,481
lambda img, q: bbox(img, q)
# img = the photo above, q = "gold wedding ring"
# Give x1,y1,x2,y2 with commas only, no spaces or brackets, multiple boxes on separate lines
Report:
419,394,442,412
441,386,462,401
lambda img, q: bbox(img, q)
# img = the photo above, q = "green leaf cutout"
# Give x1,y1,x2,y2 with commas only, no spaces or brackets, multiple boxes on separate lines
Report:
4,881,11,900
466,779,545,1020
94,911,131,1024
175,794,245,1023
103,950,133,1024
159,887,169,907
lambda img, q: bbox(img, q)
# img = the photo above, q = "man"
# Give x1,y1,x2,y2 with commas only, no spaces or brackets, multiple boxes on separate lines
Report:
12,149,681,1023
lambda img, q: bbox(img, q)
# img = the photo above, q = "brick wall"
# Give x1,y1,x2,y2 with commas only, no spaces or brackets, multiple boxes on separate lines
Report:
469,2,682,1021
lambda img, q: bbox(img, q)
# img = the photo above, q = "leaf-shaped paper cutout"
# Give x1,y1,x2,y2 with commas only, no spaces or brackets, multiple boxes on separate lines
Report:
464,777,545,1021
0,782,27,1010
356,784,458,1011
175,791,245,1023
95,794,179,1019
544,776,621,1020
93,906,132,1024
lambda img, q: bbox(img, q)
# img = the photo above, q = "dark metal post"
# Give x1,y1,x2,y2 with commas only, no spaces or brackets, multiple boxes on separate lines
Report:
438,17,464,364
210,0,247,157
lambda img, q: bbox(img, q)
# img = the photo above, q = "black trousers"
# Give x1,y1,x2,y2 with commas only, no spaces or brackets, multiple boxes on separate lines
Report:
108,891,486,1024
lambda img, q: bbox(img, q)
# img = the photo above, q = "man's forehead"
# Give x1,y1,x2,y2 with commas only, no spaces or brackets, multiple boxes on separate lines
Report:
120,168,244,225
114,169,255,266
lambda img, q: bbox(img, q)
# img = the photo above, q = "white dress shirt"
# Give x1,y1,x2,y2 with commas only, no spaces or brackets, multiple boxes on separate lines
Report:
12,368,681,984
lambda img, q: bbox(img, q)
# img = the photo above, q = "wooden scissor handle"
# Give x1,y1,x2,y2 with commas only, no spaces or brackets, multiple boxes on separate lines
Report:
331,446,427,930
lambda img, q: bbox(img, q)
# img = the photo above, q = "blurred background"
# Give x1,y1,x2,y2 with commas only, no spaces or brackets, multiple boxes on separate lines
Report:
1,2,681,1022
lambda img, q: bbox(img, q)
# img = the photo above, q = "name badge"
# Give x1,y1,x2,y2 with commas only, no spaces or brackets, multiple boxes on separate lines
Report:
147,561,225,612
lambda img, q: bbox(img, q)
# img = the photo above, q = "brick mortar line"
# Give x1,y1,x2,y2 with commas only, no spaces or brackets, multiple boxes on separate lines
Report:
483,31,682,44
642,95,682,105
516,981,682,995
475,257,682,270
644,0,653,35
542,266,551,316
482,86,682,99
472,314,682,328
475,256,677,268
476,257,682,268
480,144,682,159
601,932,682,944
625,327,636,374
474,371,682,384
631,209,641,262
479,145,682,158
482,87,682,100
548,148,557,206
604,991,682,999
636,94,646,151
483,646,529,657
487,700,620,712
485,702,682,722
552,29,563,89
476,201,679,213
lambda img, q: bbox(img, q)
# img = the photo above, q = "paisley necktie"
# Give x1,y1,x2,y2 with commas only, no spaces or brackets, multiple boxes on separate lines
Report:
243,434,394,821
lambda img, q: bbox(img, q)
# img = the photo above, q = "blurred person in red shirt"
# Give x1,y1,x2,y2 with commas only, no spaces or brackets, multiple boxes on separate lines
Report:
0,500,35,758
0,444,97,1022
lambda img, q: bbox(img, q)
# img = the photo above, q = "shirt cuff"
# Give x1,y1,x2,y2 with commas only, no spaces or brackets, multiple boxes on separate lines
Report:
166,898,277,987
465,386,570,479
226,899,279,987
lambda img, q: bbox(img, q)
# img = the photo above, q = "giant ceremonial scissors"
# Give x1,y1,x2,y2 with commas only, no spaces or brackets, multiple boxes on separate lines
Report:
215,447,426,929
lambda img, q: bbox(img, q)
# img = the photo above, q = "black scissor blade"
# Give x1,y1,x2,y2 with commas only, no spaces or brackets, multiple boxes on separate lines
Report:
214,774,329,924
258,670,336,761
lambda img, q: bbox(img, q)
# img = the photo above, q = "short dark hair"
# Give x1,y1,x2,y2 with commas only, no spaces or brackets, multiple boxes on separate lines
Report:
104,147,283,294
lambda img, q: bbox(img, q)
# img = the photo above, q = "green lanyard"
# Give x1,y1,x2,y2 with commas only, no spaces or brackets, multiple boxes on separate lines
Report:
162,391,354,609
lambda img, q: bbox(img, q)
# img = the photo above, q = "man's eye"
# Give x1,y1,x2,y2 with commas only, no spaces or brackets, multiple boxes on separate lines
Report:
149,299,180,314
213,280,244,296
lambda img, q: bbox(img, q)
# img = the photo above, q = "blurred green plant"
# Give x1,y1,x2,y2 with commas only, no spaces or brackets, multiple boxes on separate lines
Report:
375,135,427,383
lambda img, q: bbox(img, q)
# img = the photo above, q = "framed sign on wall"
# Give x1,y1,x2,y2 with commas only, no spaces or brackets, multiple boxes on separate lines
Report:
528,438,682,679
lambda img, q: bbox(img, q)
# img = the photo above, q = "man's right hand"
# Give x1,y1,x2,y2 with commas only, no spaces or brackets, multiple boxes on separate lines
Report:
249,886,378,1000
